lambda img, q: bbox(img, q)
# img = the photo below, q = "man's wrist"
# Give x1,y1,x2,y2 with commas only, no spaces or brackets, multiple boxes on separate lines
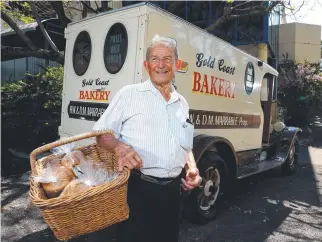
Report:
114,142,131,152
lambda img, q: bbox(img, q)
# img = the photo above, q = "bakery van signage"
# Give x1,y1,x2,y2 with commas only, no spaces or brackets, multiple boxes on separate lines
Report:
189,109,261,129
79,90,111,101
67,101,108,121
192,71,236,99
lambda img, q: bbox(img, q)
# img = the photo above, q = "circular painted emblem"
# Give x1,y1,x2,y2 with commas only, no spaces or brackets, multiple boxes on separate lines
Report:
244,62,255,95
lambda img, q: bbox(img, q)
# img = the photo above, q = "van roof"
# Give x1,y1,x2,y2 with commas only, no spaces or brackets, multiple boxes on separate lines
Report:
67,2,278,77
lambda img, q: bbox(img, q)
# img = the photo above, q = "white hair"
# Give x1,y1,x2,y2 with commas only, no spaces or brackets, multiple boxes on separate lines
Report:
146,34,179,61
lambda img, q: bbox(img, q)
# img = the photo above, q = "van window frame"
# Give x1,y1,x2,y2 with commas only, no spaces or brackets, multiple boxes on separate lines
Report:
103,22,128,75
72,30,92,76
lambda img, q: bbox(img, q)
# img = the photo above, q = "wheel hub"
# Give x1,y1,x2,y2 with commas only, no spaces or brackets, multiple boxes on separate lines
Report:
204,180,214,196
198,168,221,211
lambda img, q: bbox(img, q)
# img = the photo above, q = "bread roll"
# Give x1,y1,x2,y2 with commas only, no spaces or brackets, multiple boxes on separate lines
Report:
59,179,91,197
61,150,86,169
41,165,76,198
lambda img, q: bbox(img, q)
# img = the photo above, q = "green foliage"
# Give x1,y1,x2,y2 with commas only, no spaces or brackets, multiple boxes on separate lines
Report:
277,58,322,127
1,0,34,25
1,66,64,157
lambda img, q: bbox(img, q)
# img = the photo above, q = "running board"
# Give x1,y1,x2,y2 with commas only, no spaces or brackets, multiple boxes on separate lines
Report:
237,151,288,179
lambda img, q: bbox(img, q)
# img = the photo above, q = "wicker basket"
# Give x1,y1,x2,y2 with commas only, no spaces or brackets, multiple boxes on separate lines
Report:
29,130,130,241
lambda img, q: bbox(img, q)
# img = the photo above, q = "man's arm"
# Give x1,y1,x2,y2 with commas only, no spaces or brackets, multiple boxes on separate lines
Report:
97,133,143,172
96,133,126,152
181,150,202,190
185,150,197,171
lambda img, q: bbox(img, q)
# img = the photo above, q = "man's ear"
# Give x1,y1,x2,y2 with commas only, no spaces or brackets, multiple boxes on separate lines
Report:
176,59,182,71
144,61,149,72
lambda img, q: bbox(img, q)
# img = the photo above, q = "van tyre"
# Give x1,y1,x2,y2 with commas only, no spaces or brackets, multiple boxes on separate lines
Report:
182,152,230,224
281,136,299,176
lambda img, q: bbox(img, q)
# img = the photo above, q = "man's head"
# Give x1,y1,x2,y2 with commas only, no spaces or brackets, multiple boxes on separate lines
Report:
144,35,182,86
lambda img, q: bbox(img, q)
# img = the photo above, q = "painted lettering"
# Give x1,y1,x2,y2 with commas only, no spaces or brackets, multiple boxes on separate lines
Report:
218,59,236,75
210,76,218,95
218,79,224,96
192,72,236,99
196,53,215,69
231,82,236,99
200,75,209,93
82,79,94,87
192,72,201,92
224,80,231,98
95,78,109,86
79,90,111,101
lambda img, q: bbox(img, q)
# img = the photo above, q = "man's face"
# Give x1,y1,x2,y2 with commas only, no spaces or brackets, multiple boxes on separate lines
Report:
144,43,181,85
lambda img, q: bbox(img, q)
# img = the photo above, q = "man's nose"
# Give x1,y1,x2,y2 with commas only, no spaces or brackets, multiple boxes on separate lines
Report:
157,59,166,68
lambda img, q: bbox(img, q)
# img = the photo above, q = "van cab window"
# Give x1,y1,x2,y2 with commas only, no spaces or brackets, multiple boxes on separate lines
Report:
72,31,92,76
104,23,128,74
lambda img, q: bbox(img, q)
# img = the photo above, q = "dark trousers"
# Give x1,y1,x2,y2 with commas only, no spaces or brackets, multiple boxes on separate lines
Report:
116,170,183,242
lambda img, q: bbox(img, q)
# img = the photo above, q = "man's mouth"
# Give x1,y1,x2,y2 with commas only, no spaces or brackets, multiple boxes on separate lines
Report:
155,70,169,75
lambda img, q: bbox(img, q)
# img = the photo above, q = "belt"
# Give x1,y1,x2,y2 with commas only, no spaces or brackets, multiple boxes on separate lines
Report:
131,170,182,186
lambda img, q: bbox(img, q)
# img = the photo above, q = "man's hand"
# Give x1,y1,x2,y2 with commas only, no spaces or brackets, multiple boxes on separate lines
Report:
115,144,143,172
181,167,203,191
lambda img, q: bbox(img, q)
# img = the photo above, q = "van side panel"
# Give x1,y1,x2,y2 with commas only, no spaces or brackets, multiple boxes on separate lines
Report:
60,9,143,142
144,10,266,152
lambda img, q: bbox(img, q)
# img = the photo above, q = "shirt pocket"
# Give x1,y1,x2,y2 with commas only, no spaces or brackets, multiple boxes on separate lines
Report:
177,119,194,151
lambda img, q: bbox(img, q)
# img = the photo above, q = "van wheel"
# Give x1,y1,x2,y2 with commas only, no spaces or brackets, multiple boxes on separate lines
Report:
182,152,229,224
281,136,299,175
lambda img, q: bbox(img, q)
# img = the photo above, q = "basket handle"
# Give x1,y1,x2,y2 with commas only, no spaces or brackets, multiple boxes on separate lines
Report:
29,129,114,175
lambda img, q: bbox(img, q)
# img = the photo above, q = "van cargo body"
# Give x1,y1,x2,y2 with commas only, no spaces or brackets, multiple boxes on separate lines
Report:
59,2,301,223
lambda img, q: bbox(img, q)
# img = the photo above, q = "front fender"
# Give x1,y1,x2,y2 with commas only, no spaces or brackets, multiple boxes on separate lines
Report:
281,126,302,144
192,134,237,164
279,126,302,155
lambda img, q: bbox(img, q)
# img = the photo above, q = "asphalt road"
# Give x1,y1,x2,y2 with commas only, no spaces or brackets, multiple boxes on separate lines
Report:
2,131,322,242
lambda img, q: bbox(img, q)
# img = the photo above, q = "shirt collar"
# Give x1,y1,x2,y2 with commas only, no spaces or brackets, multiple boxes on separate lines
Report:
138,79,179,104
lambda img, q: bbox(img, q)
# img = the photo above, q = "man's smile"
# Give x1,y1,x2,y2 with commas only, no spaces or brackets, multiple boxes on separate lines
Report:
155,70,169,75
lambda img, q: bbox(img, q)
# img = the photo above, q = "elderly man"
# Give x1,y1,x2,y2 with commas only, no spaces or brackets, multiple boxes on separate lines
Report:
93,35,202,242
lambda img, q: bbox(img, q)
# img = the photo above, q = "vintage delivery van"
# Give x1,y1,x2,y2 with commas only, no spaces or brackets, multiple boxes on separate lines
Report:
59,2,301,223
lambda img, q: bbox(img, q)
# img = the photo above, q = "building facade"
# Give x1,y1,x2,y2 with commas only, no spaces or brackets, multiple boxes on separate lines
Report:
278,22,321,64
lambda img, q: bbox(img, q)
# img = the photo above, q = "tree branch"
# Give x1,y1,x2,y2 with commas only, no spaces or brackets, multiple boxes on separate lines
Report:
280,0,305,17
233,0,254,9
234,4,267,14
82,1,88,18
81,1,99,14
94,1,99,10
49,1,71,28
167,1,185,14
1,10,37,51
205,1,280,33
1,45,64,64
30,2,60,54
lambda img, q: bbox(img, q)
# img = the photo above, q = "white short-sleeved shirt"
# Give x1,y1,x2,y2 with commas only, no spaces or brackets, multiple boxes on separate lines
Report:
93,79,194,178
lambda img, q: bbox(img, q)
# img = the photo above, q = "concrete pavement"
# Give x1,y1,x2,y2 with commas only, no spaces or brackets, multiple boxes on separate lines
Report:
1,131,322,242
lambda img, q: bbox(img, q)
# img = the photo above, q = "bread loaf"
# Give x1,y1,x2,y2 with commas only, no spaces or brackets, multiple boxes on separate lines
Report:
59,179,91,197
41,165,76,198
61,150,86,169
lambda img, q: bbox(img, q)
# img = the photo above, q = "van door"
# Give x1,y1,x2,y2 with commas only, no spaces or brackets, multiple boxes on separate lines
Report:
59,14,142,140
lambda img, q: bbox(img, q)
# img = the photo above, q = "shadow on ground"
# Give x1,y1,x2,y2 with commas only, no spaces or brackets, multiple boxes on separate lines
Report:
2,126,322,242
